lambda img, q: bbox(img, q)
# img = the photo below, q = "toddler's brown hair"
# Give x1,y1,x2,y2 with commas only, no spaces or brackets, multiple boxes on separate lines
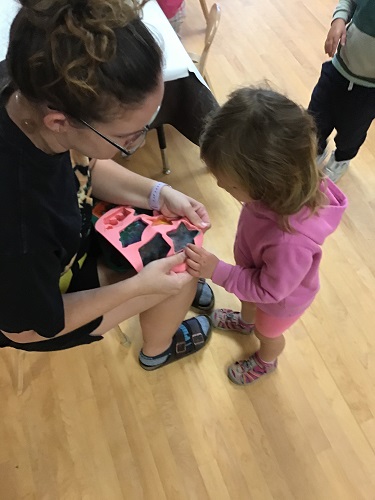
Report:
200,87,326,231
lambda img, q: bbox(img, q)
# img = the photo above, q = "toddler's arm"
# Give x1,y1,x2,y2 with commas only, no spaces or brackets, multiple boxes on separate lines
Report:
325,0,356,57
187,243,315,305
325,19,347,57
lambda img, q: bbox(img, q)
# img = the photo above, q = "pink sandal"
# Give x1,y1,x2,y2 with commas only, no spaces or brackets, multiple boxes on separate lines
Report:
228,353,278,385
211,309,254,334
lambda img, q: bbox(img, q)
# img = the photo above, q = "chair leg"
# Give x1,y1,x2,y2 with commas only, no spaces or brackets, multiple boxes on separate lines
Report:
199,0,209,21
17,350,25,396
114,324,131,347
156,125,171,174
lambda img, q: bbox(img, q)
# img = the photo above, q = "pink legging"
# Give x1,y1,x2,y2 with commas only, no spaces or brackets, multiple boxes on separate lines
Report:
255,308,302,338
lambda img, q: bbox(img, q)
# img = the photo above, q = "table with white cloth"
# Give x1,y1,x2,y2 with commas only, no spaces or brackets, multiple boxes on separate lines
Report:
0,0,218,146
142,0,218,145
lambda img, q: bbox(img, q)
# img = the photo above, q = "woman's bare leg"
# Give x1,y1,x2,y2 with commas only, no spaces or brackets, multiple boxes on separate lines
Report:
92,262,198,355
140,277,197,355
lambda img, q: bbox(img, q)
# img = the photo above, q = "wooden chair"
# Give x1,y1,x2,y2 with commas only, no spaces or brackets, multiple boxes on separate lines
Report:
114,324,131,347
16,349,25,395
189,3,221,81
199,0,210,22
156,3,221,174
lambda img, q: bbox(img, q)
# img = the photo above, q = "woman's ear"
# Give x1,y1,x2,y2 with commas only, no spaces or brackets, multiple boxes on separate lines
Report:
43,111,70,133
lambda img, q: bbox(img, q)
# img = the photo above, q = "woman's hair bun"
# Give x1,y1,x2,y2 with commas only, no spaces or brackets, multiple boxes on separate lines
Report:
7,0,161,123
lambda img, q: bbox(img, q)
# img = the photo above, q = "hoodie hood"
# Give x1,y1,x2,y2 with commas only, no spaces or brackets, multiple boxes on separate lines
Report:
289,178,348,245
248,178,347,246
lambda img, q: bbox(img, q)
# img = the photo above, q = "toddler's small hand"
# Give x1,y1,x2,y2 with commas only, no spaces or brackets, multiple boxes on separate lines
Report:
185,244,219,279
325,18,347,57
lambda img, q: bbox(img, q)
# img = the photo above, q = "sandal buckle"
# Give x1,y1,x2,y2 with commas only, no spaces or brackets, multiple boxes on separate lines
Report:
192,332,204,346
176,342,186,354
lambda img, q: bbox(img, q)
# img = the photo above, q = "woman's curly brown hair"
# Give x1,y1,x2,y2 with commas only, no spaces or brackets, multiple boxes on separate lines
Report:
7,0,162,122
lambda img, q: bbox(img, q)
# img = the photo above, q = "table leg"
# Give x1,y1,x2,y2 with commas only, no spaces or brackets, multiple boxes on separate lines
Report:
156,125,171,174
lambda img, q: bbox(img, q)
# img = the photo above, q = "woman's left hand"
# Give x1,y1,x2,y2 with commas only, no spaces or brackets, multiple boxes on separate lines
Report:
159,187,211,230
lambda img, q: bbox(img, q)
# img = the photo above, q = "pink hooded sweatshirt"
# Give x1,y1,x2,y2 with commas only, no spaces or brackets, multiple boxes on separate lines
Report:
212,178,347,317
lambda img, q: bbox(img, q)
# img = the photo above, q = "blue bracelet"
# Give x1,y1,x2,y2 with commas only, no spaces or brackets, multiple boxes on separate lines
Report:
148,182,170,211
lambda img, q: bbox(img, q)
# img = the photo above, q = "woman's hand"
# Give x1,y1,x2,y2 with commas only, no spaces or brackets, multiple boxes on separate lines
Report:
159,187,211,230
325,18,347,57
135,252,193,295
185,244,219,279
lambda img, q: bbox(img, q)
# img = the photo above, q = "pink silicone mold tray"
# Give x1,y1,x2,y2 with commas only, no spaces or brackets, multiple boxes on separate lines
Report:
95,206,204,272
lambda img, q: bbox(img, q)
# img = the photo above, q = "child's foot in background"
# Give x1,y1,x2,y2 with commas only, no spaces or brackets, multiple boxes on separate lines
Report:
316,148,328,166
228,352,277,385
211,308,254,334
323,151,350,182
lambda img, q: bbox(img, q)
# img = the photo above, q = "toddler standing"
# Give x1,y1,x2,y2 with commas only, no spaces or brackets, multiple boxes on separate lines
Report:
186,87,347,385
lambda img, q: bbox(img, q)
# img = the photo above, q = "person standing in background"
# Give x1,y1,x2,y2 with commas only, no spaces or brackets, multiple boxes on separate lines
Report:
157,0,186,34
308,0,375,182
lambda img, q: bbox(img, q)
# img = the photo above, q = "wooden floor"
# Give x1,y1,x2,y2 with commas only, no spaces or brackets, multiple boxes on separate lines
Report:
2,0,375,498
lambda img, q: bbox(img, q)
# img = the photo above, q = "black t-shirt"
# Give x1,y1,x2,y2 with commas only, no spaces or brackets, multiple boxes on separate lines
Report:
0,89,94,337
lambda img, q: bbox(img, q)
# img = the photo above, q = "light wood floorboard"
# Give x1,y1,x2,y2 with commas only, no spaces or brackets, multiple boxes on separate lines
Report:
2,0,375,498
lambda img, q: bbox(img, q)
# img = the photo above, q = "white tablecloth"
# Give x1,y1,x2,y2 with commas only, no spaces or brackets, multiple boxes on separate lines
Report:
142,0,206,85
0,0,206,86
0,0,19,61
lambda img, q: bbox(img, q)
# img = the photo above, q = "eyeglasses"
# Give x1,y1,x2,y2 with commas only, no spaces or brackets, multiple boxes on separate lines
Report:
77,106,161,157
78,118,148,156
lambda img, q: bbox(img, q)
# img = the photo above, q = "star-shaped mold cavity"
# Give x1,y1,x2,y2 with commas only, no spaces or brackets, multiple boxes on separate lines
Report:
119,220,147,248
167,222,199,252
139,233,171,267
